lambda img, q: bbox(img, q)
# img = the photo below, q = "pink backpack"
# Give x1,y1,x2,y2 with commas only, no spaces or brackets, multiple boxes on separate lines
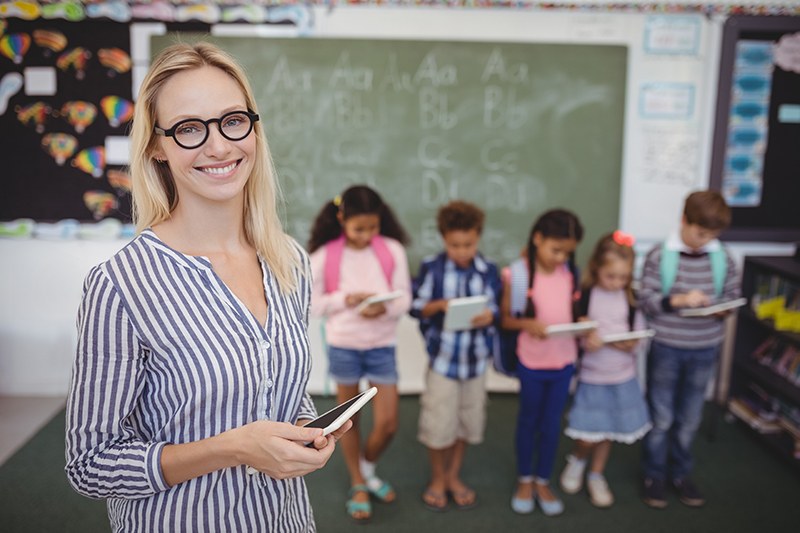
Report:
323,235,395,292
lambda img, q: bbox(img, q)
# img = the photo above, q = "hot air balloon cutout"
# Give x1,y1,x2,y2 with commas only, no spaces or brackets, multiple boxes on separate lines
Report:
32,29,67,57
56,47,91,80
97,47,131,77
107,169,132,194
15,101,51,133
83,190,117,220
0,33,31,64
59,100,97,133
41,133,78,165
100,95,133,128
72,146,105,178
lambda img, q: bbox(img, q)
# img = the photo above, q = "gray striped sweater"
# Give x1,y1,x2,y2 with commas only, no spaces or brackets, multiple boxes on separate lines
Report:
638,243,740,349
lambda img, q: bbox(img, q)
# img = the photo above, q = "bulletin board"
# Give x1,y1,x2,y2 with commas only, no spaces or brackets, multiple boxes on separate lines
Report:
0,19,133,222
709,15,800,242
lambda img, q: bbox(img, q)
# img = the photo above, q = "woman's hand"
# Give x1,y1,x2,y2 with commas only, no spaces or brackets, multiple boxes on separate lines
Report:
305,419,353,450
233,420,337,479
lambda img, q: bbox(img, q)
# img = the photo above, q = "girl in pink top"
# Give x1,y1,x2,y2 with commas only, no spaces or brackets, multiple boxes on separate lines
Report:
559,232,651,508
308,185,411,523
503,209,584,517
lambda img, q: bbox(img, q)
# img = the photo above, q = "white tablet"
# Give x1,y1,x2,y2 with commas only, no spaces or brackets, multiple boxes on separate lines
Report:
303,386,377,437
601,329,656,344
246,387,377,473
355,290,404,313
545,321,598,337
678,298,747,317
443,295,490,331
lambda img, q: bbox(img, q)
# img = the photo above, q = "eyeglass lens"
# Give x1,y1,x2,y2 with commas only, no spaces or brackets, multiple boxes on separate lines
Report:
174,112,254,148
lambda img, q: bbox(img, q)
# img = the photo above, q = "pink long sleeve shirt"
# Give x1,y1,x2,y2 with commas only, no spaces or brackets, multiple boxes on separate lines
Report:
310,237,411,350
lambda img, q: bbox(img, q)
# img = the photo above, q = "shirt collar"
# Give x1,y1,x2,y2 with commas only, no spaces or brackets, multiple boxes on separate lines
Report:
665,231,721,254
444,252,488,274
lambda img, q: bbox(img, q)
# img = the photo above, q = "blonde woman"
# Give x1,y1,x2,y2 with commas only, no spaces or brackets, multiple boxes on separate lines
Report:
65,42,348,532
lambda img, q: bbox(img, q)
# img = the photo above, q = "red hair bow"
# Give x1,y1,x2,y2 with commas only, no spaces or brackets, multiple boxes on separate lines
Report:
612,230,635,247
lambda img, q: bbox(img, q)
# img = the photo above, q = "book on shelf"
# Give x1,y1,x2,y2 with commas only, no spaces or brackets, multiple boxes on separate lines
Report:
728,398,783,434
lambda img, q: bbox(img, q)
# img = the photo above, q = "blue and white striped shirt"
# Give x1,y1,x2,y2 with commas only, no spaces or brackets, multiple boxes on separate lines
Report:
65,229,319,532
411,253,501,380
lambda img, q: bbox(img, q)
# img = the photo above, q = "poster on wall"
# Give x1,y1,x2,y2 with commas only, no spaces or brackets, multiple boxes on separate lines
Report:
0,19,133,224
710,15,800,242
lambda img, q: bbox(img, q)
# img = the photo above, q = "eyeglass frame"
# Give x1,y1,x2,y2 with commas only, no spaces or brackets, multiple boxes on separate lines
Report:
154,110,260,149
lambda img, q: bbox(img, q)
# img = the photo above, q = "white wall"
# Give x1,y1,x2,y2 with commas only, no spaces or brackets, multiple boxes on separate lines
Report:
1,7,796,396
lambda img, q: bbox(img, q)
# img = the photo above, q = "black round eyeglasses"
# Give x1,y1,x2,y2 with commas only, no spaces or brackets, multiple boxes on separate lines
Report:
154,110,260,149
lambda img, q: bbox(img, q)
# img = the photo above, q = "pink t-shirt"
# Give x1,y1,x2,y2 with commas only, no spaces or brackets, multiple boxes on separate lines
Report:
578,287,646,385
503,263,577,370
310,237,411,350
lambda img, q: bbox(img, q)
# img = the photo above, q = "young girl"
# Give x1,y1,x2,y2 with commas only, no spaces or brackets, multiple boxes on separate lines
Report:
308,184,411,523
503,209,583,517
559,231,652,507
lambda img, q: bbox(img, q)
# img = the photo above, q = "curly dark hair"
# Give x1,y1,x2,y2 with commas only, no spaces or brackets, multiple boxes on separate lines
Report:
436,200,485,236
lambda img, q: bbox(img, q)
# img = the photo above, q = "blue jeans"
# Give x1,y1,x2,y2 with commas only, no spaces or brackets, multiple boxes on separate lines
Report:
515,364,575,480
642,341,718,481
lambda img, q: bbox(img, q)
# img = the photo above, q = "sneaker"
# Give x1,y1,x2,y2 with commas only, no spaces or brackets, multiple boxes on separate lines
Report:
672,478,705,507
586,474,614,508
559,455,586,494
642,477,668,509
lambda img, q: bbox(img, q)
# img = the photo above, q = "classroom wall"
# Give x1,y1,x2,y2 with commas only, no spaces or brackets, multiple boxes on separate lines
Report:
1,6,797,397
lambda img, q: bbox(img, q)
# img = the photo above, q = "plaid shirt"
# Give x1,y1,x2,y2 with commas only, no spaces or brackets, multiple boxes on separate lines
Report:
411,252,501,380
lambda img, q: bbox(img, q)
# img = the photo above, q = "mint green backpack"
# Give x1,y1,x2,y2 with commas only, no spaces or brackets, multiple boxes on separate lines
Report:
660,243,727,297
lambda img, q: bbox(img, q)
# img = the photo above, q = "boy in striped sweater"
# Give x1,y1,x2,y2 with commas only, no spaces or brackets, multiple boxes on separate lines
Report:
638,190,740,509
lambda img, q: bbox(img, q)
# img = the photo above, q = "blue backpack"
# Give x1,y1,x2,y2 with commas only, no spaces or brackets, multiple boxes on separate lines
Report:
493,259,579,377
660,243,727,297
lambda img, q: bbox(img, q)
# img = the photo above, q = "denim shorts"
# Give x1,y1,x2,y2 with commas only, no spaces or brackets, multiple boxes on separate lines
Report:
327,345,398,385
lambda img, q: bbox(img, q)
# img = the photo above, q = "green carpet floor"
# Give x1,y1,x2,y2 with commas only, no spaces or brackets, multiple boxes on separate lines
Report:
1,394,798,532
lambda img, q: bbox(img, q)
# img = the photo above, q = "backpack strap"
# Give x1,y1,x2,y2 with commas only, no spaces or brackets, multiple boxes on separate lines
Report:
709,248,727,297
323,236,346,293
628,301,637,331
508,258,528,317
576,286,592,319
323,235,395,293
659,243,679,296
660,242,727,297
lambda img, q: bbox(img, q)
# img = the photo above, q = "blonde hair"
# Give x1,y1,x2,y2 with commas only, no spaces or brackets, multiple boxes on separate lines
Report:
129,42,299,291
583,232,636,306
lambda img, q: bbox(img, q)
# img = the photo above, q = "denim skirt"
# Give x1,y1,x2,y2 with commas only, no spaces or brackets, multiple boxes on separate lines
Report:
564,377,651,444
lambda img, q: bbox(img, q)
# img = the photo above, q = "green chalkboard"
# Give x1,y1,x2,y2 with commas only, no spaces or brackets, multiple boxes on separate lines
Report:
152,35,627,270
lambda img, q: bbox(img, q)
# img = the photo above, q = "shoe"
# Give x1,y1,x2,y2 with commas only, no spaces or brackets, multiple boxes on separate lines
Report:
559,455,587,494
642,477,668,509
448,488,478,510
346,484,372,523
586,474,614,508
365,476,396,503
672,478,706,507
536,495,564,516
422,488,448,512
510,496,535,514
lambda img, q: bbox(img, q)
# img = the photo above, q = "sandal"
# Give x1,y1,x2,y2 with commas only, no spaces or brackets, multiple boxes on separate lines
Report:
422,488,448,512
366,476,396,503
346,484,372,524
449,487,478,510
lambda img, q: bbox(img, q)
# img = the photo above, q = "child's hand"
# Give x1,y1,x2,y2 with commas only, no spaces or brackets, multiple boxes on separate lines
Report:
584,331,603,352
345,292,372,308
470,309,494,329
610,339,638,353
523,319,548,339
360,302,387,318
671,289,710,309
